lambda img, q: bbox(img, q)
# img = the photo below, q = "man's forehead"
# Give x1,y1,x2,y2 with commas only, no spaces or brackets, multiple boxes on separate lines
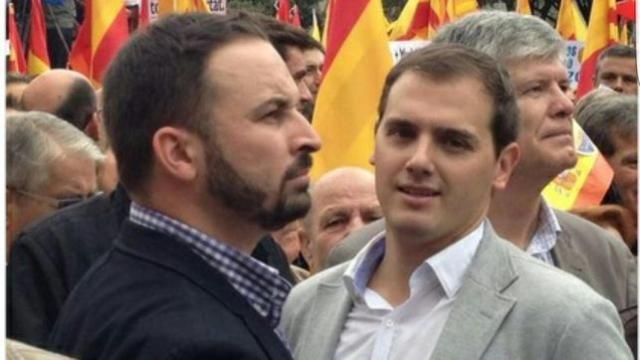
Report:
507,59,568,82
600,57,637,72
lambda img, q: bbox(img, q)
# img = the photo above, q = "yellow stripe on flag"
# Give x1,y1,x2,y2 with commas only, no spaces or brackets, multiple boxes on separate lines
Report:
311,0,393,179
27,52,49,75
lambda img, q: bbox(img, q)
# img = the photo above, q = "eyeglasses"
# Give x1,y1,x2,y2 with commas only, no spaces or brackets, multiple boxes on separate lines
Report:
13,189,102,209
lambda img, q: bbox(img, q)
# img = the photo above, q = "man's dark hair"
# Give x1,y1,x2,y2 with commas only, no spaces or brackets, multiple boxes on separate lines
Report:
376,44,519,156
598,44,636,63
575,90,637,156
252,14,324,61
54,78,96,130
102,12,267,193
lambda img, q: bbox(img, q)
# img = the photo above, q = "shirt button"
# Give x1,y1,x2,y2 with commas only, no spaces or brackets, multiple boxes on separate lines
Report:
385,319,394,328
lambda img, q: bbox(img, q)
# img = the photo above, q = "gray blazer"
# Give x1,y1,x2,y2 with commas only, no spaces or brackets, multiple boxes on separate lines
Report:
282,223,632,360
325,210,637,311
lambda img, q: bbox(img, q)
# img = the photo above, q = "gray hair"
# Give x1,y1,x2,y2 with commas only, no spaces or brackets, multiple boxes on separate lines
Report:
433,10,566,65
7,111,105,192
575,91,637,156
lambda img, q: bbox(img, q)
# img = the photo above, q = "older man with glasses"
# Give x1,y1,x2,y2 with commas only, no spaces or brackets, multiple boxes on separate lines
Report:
6,111,103,252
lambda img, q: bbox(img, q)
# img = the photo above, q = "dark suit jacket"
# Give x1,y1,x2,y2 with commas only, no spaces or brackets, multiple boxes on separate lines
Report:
49,221,292,360
8,185,294,348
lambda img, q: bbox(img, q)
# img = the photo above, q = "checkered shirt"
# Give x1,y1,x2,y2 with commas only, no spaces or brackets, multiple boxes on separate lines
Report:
129,202,292,329
527,200,562,265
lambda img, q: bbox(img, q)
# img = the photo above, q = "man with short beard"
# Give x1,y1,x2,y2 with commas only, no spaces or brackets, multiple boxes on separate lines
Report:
48,13,320,359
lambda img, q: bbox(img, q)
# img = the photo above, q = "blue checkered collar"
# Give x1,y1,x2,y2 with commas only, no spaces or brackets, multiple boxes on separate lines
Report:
527,199,562,264
129,202,292,328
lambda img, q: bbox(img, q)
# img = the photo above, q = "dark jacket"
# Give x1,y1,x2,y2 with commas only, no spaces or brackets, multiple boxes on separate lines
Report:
7,185,294,348
49,221,292,360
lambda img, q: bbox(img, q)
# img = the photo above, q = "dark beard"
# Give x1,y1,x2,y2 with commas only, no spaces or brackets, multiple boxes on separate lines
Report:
205,138,313,231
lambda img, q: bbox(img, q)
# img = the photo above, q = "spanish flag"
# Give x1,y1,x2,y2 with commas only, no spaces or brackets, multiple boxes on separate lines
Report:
576,0,619,98
555,0,587,41
427,0,448,39
68,0,129,86
542,122,613,210
311,0,393,178
275,0,292,23
8,3,27,74
27,0,50,75
387,0,429,40
515,0,532,15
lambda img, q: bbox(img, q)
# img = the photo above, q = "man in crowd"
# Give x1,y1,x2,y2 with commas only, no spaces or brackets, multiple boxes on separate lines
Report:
48,12,320,358
576,91,637,229
303,45,325,99
301,167,380,275
6,111,102,253
327,12,636,317
282,43,631,359
6,73,32,110
594,44,637,95
21,69,100,141
257,15,323,120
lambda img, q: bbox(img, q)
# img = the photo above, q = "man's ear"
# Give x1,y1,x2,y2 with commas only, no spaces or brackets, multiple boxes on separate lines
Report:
83,116,100,143
493,142,520,191
151,127,201,183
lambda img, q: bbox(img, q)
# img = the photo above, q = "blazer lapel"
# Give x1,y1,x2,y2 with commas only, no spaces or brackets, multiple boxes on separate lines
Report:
298,280,352,360
431,223,518,360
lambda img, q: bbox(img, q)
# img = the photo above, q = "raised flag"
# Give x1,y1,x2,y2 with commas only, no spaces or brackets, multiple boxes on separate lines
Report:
388,0,429,40
515,0,531,15
290,5,301,27
8,3,27,74
556,0,587,41
27,0,50,75
542,122,613,210
310,8,321,41
616,0,635,20
275,0,291,23
68,0,129,86
575,0,619,98
311,0,393,178
427,0,448,38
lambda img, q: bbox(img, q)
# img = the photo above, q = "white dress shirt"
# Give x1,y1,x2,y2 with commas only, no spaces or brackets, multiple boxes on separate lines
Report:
335,222,485,360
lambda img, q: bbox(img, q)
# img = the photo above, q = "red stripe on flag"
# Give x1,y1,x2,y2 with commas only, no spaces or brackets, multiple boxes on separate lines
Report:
91,8,129,83
573,154,614,208
398,2,429,40
576,50,601,98
68,1,93,77
324,0,370,73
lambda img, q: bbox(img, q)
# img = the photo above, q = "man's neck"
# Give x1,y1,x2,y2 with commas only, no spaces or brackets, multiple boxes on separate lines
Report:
139,191,264,255
489,177,545,250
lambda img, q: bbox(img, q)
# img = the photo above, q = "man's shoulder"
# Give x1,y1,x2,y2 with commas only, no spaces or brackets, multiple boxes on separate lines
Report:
324,220,385,269
555,209,630,252
287,263,348,305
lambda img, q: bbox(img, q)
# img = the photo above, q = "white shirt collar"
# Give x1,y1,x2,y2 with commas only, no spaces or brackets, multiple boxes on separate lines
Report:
343,221,485,303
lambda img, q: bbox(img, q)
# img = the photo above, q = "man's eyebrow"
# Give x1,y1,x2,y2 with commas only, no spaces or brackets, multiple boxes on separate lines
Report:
250,97,290,117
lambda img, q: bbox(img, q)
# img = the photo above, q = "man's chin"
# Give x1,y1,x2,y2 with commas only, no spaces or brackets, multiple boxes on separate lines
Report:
257,193,311,231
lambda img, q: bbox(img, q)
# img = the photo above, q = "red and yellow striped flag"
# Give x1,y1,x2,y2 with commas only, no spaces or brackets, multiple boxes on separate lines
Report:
556,0,587,41
311,0,393,178
388,0,429,40
427,0,448,38
543,121,613,210
515,0,532,15
275,0,291,23
27,0,50,75
8,3,27,74
576,0,619,98
68,0,129,86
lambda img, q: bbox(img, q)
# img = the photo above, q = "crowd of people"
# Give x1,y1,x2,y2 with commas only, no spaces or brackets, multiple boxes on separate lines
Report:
4,8,638,360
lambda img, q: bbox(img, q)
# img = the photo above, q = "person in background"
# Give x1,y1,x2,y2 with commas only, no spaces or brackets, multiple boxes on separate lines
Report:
594,44,637,95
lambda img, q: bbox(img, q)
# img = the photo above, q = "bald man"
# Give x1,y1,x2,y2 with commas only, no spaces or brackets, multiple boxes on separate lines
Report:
301,167,382,274
21,69,99,140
